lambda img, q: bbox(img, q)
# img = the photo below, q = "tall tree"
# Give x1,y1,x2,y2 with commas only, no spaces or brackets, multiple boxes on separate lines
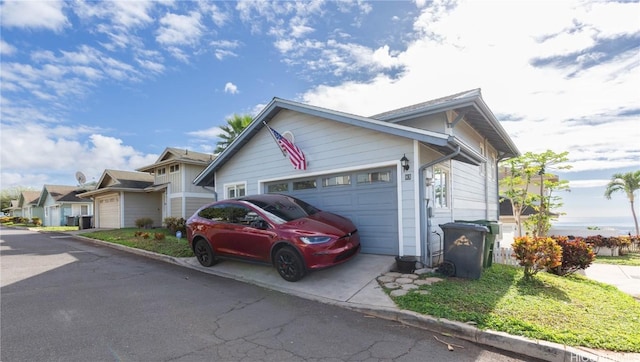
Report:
499,150,571,237
604,170,640,236
215,114,253,154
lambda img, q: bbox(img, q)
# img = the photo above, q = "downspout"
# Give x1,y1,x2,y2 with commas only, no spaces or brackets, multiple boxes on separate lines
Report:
419,145,461,267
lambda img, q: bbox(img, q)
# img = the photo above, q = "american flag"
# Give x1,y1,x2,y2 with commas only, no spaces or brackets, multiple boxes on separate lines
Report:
266,125,307,170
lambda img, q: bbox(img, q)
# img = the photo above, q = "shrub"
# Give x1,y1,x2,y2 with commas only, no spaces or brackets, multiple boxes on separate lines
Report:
585,235,630,256
135,217,154,229
0,216,11,224
549,236,595,276
31,217,42,226
154,233,165,240
164,217,186,234
141,232,150,239
512,236,562,281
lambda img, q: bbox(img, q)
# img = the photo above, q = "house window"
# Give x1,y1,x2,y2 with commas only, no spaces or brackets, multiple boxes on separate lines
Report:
268,183,289,193
433,166,449,208
81,205,88,215
293,180,317,190
157,168,166,175
322,175,351,187
488,151,496,181
225,183,246,199
170,165,180,173
357,171,391,184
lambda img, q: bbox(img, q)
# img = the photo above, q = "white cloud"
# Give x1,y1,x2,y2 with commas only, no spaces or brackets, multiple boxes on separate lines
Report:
0,123,157,189
0,39,16,56
569,180,610,189
0,0,68,31
156,11,204,46
224,82,239,94
186,127,223,139
300,0,640,173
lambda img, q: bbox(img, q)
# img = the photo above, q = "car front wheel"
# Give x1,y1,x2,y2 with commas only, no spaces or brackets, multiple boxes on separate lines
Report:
275,247,305,282
194,239,216,267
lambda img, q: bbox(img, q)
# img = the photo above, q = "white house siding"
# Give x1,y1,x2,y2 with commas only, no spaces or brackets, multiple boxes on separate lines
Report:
215,111,417,256
397,113,448,134
167,171,182,192
451,161,489,220
122,192,162,228
183,165,208,193
96,194,120,228
40,195,60,226
170,198,182,218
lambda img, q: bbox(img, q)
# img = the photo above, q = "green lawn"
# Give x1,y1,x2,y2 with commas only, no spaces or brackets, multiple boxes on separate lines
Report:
593,252,640,266
80,228,194,258
392,264,640,352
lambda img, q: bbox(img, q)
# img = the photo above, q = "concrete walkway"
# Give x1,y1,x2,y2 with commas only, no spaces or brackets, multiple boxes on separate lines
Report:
64,230,639,362
582,263,640,299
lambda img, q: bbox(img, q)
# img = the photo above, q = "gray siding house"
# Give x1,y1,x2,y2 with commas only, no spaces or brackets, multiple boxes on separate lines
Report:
193,89,519,266
38,185,94,227
77,170,161,228
18,191,43,221
136,147,216,220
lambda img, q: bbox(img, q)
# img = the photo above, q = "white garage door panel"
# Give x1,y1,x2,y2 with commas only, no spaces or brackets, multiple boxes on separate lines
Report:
266,168,398,255
98,196,120,228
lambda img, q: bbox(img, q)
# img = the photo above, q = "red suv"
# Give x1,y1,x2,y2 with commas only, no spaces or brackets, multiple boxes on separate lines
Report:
186,194,361,282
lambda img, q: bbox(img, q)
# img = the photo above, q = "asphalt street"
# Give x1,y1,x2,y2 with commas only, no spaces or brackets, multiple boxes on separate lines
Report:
1,227,538,362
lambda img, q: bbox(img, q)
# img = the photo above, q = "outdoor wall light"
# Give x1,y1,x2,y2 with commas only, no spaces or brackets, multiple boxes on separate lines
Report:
400,154,410,171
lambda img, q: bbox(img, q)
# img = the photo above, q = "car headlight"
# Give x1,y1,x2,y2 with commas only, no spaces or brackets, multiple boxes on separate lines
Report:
299,236,333,244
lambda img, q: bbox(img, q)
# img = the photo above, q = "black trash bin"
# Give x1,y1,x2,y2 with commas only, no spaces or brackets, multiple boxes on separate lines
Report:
66,216,79,226
79,215,93,230
456,220,500,268
439,222,489,279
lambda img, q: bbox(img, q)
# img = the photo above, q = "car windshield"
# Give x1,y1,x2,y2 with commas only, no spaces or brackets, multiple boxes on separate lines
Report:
245,196,319,222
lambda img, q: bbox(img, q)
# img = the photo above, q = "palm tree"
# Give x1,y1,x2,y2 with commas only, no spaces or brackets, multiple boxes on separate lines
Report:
215,114,253,154
604,170,640,236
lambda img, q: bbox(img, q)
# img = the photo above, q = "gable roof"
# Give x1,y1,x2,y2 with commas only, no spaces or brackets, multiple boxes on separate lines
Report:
137,147,214,173
19,191,41,207
499,197,537,217
193,90,520,187
371,89,519,159
77,169,154,198
37,185,92,206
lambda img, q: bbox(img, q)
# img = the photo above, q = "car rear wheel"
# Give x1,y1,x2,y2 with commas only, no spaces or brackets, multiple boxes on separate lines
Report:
194,239,216,267
275,247,305,282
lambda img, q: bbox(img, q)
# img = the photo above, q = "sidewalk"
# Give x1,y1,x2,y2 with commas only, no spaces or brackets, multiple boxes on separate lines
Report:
67,230,639,362
582,263,640,299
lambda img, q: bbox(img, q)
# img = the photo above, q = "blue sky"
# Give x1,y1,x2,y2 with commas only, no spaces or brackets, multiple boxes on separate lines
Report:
1,0,639,223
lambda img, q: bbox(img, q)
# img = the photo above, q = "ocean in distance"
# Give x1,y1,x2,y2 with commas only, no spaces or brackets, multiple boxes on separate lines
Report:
551,216,637,235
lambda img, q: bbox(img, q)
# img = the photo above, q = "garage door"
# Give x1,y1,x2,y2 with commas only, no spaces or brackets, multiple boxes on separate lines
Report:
265,168,398,255
97,196,120,228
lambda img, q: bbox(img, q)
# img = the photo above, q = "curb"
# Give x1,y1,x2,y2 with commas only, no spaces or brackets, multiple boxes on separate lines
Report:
61,231,637,362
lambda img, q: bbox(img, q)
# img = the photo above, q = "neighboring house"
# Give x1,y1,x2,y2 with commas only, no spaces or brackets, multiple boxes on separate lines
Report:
38,185,94,227
499,196,536,245
193,89,520,266
3,200,21,217
136,147,216,221
77,170,161,229
18,191,44,221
